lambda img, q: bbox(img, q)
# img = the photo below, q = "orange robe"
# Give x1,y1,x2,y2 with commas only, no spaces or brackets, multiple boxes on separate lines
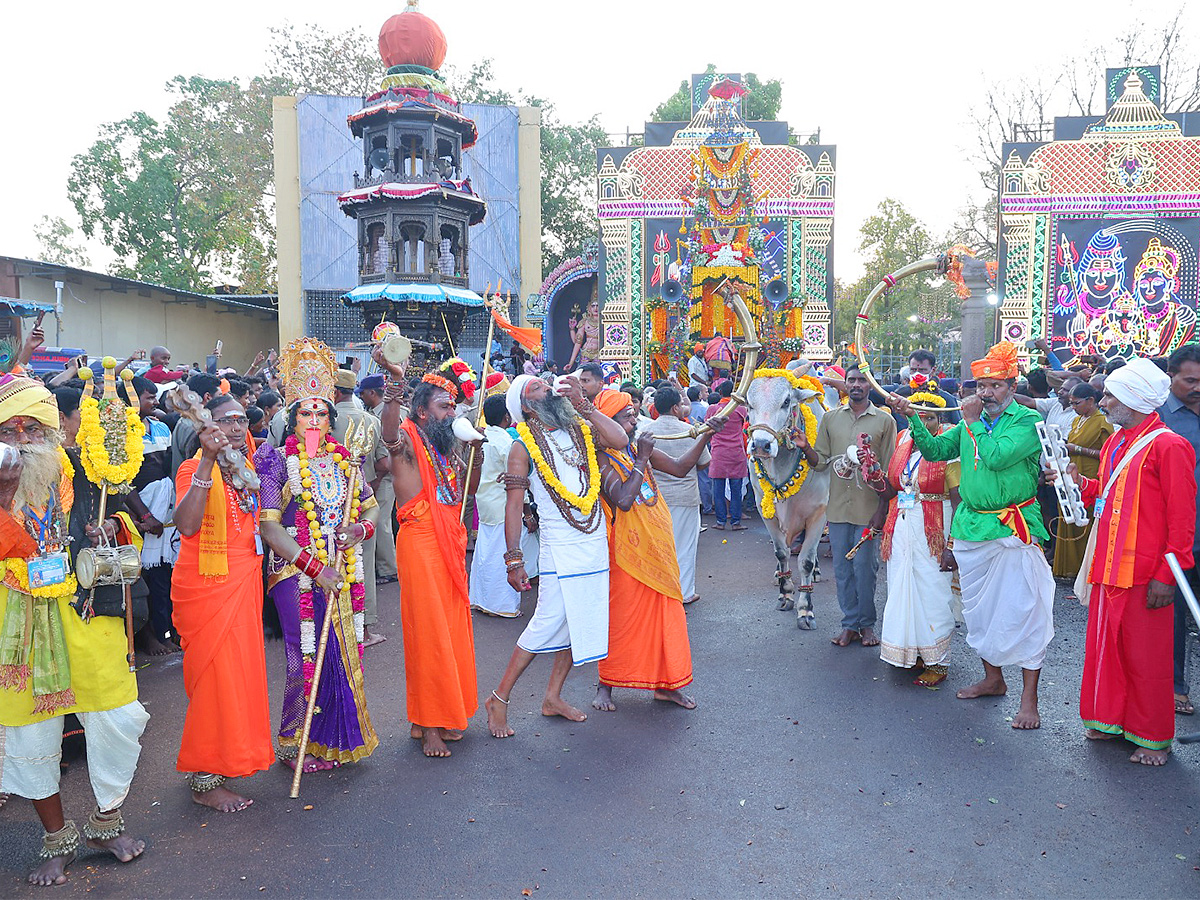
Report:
598,449,693,691
173,458,274,778
394,418,478,730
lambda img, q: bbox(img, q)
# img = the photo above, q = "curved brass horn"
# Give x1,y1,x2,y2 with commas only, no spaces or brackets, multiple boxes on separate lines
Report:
853,256,961,413
658,276,760,440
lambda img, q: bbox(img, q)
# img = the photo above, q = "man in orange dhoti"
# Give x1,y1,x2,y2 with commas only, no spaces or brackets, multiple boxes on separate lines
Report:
374,352,482,758
590,390,720,712
172,393,274,811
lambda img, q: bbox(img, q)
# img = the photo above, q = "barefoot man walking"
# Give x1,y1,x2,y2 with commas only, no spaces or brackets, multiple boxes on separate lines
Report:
375,353,484,758
1068,359,1196,765
485,375,627,738
890,342,1056,729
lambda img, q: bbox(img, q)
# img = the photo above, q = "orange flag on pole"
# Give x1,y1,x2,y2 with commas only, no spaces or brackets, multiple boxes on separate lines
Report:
490,301,543,354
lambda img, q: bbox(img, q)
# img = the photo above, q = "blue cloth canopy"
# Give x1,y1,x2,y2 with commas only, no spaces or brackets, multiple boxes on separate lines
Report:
0,297,56,317
342,283,484,307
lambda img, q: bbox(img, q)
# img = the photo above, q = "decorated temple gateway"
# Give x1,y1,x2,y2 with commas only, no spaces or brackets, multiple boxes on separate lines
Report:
998,66,1200,364
338,1,487,350
559,73,835,383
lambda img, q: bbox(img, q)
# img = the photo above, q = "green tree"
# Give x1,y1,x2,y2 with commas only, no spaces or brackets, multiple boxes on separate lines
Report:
33,216,91,269
450,60,607,278
846,199,944,353
68,76,280,293
650,64,784,122
264,23,386,97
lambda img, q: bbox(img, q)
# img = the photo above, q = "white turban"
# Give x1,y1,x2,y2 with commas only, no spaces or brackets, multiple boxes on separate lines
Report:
1105,357,1171,414
506,374,536,424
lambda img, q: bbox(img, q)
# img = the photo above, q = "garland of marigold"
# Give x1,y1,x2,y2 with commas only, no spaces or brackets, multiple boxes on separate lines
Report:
750,368,824,519
2,448,77,599
515,420,601,515
284,436,367,689
78,397,143,490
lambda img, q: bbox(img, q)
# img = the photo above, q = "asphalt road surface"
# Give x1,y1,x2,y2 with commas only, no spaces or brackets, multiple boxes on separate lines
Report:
2,518,1199,898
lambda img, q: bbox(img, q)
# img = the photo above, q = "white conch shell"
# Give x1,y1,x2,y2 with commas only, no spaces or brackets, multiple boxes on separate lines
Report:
844,444,860,464
452,417,485,443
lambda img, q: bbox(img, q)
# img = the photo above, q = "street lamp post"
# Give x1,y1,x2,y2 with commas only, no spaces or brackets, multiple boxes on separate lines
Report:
958,258,993,380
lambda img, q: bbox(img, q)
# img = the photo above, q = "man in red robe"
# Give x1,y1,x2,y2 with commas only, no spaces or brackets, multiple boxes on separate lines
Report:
373,354,482,758
1066,358,1196,765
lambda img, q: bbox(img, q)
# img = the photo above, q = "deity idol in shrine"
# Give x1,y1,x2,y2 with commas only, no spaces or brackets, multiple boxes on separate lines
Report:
1134,237,1196,356
255,339,381,772
567,293,602,370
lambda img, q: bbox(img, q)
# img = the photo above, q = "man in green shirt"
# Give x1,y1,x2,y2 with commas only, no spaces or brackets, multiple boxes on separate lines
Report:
888,341,1055,730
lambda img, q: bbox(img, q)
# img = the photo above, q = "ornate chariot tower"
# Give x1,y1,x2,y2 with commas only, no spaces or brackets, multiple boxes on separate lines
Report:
338,2,487,350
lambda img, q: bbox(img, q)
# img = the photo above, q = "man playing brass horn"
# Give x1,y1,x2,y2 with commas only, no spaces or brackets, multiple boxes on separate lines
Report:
889,341,1056,730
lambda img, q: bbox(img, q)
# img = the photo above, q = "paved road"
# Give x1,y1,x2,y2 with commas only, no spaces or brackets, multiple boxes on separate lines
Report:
2,518,1199,898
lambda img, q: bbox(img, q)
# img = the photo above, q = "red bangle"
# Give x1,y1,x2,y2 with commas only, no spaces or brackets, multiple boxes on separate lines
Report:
361,520,375,541
296,550,324,579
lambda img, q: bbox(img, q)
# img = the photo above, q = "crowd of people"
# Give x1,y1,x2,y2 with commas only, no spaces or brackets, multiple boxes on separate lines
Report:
0,314,1197,887
797,339,1198,763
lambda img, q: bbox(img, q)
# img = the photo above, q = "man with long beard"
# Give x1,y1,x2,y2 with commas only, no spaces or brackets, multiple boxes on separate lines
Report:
374,357,485,758
0,374,149,885
485,374,628,739
890,342,1056,730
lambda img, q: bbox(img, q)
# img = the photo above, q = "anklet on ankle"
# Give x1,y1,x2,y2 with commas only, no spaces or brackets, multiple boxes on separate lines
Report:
491,690,509,705
40,821,80,860
83,806,125,841
188,772,227,793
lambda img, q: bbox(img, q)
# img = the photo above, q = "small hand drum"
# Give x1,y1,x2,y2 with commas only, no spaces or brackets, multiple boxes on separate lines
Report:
76,544,142,589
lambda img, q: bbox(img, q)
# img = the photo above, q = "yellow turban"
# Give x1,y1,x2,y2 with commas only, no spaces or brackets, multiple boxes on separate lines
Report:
0,374,60,428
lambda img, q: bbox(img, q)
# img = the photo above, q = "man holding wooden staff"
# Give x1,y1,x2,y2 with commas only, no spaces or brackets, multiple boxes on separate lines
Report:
255,339,380,774
374,349,484,759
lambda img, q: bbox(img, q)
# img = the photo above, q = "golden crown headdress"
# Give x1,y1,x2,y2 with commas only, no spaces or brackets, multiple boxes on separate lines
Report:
279,338,337,407
1132,237,1179,283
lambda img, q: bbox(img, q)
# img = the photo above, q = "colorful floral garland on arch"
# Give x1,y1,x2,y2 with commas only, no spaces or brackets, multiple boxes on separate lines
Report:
749,368,824,520
284,436,366,697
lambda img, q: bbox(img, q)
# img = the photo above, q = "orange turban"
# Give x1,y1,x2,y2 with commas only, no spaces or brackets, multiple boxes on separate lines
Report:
970,341,1020,380
593,389,632,418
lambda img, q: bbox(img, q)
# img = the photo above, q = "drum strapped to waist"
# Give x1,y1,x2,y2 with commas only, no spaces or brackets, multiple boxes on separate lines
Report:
76,543,142,590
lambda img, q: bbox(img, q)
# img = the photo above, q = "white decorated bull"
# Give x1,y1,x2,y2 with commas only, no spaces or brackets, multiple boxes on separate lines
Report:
745,359,833,629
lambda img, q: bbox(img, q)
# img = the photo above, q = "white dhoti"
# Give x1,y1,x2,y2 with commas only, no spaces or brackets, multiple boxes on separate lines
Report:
470,521,522,617
880,501,955,668
0,701,149,809
515,428,609,666
669,504,700,599
954,535,1055,670
517,528,609,665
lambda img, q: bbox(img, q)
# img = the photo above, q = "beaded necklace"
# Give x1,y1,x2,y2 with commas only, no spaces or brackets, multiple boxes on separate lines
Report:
527,421,601,533
415,426,461,505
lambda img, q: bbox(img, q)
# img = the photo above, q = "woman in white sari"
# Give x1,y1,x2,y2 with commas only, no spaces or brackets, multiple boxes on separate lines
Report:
872,377,960,686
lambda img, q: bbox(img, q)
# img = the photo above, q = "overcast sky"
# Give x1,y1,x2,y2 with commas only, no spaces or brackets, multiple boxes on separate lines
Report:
0,0,1184,284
